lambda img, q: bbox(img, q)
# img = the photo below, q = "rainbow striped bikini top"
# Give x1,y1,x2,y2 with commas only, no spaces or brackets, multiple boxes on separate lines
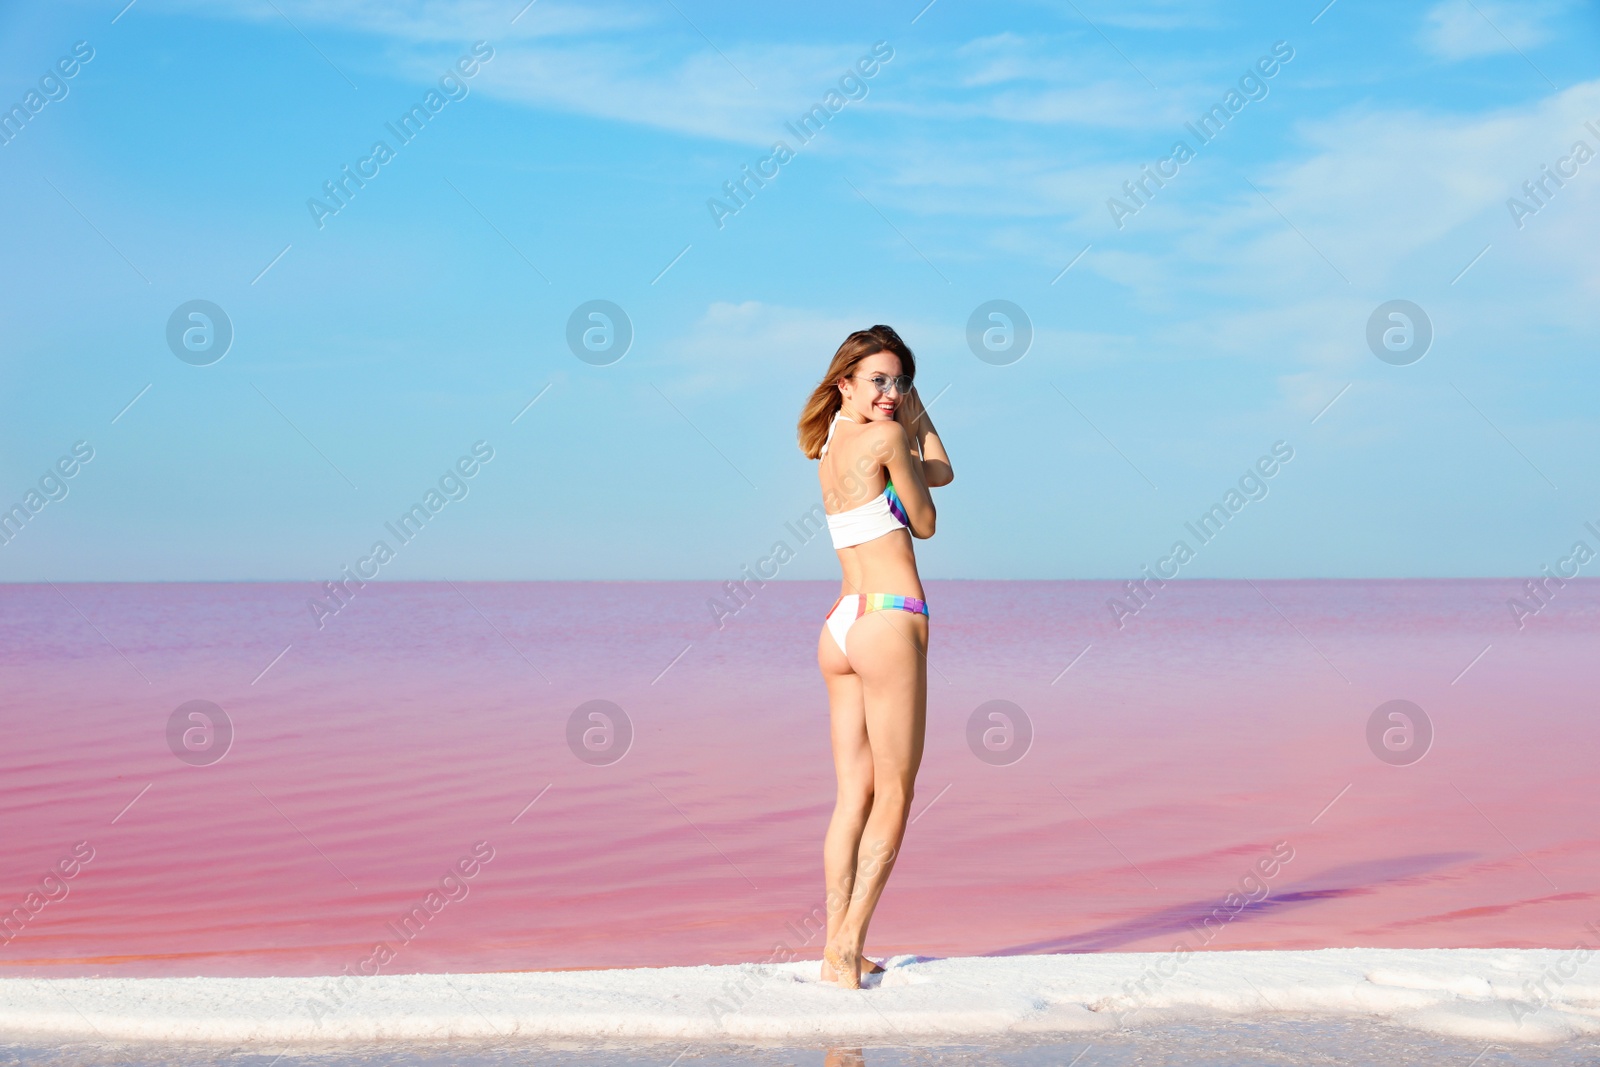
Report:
818,411,911,549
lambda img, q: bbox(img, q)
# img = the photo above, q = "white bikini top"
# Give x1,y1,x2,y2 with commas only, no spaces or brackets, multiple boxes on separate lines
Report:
818,411,910,549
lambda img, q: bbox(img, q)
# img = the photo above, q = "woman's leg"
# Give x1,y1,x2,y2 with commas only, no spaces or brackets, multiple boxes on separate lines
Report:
818,625,875,982
823,608,928,988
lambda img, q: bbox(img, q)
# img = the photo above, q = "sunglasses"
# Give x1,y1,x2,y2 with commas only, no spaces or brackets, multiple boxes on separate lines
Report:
851,374,913,396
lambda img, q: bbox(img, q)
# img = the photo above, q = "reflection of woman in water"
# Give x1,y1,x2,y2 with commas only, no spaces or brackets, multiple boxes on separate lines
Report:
796,326,953,988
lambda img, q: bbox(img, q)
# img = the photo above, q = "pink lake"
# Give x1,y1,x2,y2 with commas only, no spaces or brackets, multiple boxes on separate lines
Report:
1,579,1596,978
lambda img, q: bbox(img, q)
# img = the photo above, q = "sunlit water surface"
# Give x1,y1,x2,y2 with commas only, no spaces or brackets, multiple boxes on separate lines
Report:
2,580,1596,978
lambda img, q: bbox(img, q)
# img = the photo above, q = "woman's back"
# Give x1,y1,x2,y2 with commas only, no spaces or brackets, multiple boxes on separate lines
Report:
818,413,925,602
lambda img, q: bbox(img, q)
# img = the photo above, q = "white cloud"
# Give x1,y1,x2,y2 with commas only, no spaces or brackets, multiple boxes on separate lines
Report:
474,39,897,145
887,75,1600,286
1032,0,1226,32
1126,80,1600,420
662,301,869,395
1420,0,1563,60
153,0,650,42
158,0,1215,144
825,71,1600,434
908,31,1216,130
373,16,1192,145
154,0,895,145
1206,79,1600,287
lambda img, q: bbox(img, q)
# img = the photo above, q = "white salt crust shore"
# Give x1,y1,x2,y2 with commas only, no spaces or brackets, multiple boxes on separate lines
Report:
4,948,1600,1047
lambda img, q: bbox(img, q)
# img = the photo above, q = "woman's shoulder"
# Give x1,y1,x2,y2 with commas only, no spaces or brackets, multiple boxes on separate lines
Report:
854,419,910,458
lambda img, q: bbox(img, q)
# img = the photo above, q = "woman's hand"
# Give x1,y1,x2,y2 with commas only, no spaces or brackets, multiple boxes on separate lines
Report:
897,384,954,488
895,385,931,441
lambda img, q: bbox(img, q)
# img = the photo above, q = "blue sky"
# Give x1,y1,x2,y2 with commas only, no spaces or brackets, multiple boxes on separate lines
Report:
0,0,1596,580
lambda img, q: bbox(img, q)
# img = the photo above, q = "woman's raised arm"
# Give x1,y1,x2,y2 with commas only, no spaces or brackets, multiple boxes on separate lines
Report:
895,385,952,487
873,421,937,538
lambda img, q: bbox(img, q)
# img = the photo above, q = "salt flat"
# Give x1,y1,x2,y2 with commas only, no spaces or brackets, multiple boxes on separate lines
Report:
4,948,1599,1047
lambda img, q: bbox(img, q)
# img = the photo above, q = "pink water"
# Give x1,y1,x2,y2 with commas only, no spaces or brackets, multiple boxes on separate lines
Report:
1,579,1596,979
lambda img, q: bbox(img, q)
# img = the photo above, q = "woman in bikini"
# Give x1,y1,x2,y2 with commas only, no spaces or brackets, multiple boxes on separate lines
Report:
797,325,953,988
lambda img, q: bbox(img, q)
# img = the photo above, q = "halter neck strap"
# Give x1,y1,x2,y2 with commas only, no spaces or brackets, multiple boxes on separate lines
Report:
819,408,857,458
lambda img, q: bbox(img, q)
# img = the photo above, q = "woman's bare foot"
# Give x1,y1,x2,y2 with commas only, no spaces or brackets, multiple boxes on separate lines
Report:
819,955,885,982
823,942,861,989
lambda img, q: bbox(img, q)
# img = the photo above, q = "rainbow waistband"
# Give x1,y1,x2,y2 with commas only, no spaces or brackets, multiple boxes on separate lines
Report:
846,593,928,618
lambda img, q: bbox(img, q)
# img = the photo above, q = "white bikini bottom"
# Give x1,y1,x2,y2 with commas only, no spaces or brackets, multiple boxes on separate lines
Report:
824,593,929,656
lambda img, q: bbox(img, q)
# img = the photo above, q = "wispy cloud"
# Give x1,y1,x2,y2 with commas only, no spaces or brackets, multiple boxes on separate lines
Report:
1420,0,1566,61
152,0,650,42
476,40,888,145
662,301,868,396
1037,0,1227,32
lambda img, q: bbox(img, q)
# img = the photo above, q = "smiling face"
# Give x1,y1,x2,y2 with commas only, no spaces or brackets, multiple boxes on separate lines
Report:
837,349,906,422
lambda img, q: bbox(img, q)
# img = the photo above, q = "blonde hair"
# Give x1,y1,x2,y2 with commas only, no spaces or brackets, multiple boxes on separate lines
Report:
796,325,916,459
